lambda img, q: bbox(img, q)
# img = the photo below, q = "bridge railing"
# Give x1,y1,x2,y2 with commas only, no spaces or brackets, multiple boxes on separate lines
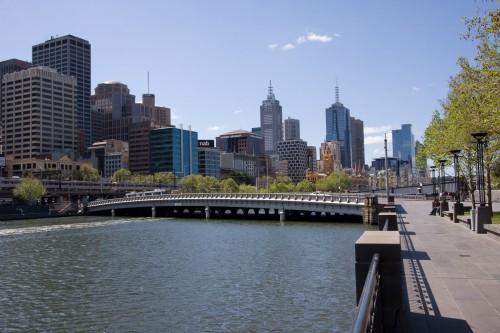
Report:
352,253,382,333
87,192,369,207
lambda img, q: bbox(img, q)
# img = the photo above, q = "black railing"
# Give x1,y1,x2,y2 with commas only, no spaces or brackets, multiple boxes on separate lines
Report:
352,253,382,333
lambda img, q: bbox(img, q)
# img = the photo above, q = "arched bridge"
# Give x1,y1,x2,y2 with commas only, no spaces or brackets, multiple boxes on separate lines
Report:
86,192,369,221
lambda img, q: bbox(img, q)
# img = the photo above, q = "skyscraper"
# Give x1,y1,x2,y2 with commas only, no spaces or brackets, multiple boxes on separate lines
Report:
1,67,76,159
260,81,282,155
277,139,308,183
392,124,415,175
32,35,91,155
350,117,365,172
283,116,300,140
325,85,351,169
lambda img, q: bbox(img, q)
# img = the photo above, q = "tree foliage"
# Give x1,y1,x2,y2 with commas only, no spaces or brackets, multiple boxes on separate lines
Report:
13,176,47,201
421,8,500,203
316,171,352,192
78,164,100,181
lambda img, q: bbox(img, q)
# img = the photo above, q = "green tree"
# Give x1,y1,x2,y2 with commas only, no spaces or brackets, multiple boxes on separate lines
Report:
79,164,100,181
112,168,132,182
295,179,316,192
221,178,239,192
13,176,47,201
316,171,352,192
239,184,257,193
269,176,295,193
421,8,500,208
181,174,203,192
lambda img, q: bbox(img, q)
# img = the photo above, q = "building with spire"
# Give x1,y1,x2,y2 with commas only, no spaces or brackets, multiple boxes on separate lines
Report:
260,81,282,156
325,84,351,169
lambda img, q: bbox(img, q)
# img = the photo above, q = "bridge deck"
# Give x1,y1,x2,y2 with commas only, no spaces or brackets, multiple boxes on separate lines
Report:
398,200,500,333
86,193,367,218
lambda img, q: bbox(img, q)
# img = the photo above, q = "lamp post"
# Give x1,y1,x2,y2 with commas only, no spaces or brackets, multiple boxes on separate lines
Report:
450,150,461,203
430,165,436,196
471,132,490,233
471,132,487,206
438,159,447,197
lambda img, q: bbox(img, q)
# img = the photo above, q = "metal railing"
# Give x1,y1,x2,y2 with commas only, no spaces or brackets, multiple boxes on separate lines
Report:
352,253,381,333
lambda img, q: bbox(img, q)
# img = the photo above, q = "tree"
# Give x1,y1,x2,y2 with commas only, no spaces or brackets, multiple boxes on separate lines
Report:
316,171,352,192
295,179,316,192
269,176,295,193
221,178,239,192
78,164,100,181
13,176,47,201
112,168,132,182
239,184,257,193
421,8,500,208
181,174,203,192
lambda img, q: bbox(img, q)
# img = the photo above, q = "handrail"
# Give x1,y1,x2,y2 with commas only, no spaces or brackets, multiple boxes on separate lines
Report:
352,253,381,333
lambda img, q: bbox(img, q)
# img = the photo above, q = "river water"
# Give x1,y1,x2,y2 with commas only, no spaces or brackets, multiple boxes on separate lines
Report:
0,216,371,332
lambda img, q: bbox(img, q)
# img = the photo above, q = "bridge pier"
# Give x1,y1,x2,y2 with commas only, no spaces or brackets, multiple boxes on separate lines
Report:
205,206,210,219
111,209,115,217
279,210,285,222
152,206,156,218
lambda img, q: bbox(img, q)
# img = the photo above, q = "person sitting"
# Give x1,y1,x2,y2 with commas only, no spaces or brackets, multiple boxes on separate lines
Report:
429,198,440,215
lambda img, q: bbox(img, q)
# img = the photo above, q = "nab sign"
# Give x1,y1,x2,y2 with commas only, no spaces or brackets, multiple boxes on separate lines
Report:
198,140,214,148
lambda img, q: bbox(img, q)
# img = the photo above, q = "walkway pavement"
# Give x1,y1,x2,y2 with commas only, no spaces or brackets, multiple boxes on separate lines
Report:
398,200,500,333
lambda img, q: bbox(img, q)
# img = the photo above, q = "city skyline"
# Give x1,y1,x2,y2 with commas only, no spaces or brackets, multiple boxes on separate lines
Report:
1,1,497,164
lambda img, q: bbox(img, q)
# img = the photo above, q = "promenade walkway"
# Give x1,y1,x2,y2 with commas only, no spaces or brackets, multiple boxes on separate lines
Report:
399,200,500,332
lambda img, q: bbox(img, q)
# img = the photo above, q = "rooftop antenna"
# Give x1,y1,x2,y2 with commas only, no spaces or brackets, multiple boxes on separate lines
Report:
335,77,339,103
147,71,150,94
268,80,274,99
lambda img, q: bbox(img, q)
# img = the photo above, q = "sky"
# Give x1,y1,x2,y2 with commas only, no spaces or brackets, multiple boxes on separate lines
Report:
1,0,498,164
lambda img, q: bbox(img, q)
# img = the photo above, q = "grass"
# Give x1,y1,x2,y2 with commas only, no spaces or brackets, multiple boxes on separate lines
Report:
464,210,500,224
493,212,500,224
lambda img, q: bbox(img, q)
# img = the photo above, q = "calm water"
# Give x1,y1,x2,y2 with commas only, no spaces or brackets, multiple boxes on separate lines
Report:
0,216,371,332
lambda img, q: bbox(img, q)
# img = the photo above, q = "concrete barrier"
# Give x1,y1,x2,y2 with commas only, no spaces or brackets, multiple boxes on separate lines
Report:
355,231,403,332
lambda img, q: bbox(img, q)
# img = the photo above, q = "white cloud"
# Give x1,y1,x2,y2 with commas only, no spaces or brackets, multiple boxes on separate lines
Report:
297,32,332,44
234,109,243,114
268,43,278,50
281,43,295,51
365,135,386,144
208,126,224,131
333,33,341,38
364,125,392,134
411,86,420,95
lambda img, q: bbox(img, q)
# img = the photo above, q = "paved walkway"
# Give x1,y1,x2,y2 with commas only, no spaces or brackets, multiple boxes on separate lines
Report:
398,200,500,333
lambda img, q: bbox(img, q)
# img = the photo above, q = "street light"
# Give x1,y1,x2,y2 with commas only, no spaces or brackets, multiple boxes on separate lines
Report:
438,159,447,198
450,150,461,203
471,132,487,206
430,165,436,195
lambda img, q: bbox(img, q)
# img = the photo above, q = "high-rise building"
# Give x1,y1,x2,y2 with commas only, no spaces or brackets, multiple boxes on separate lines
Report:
1,67,76,159
0,59,32,154
283,116,300,140
325,85,351,169
149,125,198,176
198,140,221,179
392,124,415,175
91,81,136,142
260,81,282,155
32,35,91,155
350,117,365,172
216,129,263,155
277,139,308,183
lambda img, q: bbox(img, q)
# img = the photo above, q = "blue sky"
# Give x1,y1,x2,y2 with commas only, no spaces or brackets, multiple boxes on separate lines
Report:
1,0,498,164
